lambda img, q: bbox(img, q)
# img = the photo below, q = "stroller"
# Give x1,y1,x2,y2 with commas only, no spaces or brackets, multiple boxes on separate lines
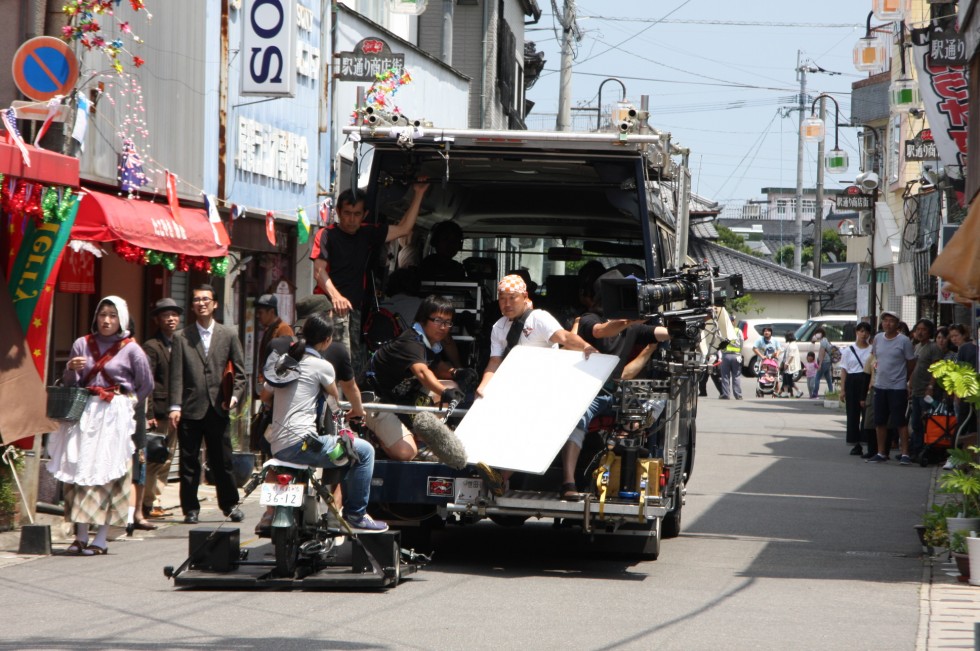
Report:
755,353,780,398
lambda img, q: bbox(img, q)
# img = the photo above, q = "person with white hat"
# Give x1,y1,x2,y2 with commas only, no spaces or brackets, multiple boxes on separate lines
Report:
867,311,916,464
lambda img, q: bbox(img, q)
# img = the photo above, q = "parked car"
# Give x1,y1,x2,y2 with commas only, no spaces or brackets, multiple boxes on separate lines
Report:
794,315,860,377
738,318,806,377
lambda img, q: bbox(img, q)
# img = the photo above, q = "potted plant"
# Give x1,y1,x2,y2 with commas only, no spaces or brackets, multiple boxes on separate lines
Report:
0,446,22,532
823,390,841,409
938,445,980,536
920,502,959,554
950,530,970,582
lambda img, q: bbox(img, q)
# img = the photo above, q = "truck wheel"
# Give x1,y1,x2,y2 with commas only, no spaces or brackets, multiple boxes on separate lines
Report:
662,487,683,539
743,356,759,377
272,520,300,578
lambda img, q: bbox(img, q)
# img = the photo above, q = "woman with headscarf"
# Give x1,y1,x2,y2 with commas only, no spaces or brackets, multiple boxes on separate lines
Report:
46,296,153,556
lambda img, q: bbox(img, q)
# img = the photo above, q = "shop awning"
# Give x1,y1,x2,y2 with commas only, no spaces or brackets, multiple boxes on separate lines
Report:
73,190,228,258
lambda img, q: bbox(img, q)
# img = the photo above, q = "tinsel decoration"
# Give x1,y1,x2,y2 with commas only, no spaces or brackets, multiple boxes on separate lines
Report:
210,257,229,277
351,67,414,124
160,253,176,271
41,187,59,223
113,240,146,264
60,1,151,74
144,249,163,266
56,189,75,222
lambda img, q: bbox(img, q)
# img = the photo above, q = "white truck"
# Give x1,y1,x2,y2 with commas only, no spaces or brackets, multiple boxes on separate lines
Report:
341,111,741,559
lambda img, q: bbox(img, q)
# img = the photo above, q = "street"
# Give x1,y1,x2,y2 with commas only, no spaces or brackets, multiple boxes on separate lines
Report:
0,394,933,650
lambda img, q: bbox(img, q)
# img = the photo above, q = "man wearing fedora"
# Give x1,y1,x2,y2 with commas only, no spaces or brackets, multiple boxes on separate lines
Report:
142,298,182,519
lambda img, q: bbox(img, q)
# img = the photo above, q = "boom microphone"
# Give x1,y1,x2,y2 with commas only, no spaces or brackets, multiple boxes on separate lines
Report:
412,412,468,470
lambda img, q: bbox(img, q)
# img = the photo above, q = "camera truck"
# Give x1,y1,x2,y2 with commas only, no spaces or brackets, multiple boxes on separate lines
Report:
341,107,741,560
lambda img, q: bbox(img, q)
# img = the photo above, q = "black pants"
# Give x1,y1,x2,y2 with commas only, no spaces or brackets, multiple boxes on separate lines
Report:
844,373,869,445
699,368,722,395
178,406,239,514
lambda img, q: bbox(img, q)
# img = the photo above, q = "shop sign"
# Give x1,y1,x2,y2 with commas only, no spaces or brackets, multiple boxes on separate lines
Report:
928,28,967,66
337,38,405,82
904,130,939,161
242,0,296,97
836,186,874,211
235,116,309,185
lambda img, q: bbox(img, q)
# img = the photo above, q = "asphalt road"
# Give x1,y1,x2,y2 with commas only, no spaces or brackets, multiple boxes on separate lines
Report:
0,393,933,650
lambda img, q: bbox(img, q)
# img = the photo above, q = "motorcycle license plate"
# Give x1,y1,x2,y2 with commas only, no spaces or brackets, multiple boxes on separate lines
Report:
260,483,305,506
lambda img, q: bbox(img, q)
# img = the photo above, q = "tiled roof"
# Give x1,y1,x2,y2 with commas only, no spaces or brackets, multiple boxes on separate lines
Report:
689,238,832,295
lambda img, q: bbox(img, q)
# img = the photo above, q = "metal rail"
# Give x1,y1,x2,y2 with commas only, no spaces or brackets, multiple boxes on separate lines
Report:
343,125,662,145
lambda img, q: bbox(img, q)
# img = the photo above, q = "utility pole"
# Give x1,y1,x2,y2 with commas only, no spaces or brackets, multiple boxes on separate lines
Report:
556,1,578,131
793,51,807,274
813,96,826,290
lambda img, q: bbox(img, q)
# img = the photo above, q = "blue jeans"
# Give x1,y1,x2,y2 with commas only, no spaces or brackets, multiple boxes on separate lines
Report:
275,435,375,519
817,361,834,394
807,375,818,398
577,393,615,433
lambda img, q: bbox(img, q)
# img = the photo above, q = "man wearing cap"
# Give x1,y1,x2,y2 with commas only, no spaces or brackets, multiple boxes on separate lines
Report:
312,182,429,374
141,298,182,519
867,311,917,464
255,294,293,385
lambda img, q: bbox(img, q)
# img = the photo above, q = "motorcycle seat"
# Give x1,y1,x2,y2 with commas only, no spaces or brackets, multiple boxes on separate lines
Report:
263,458,312,471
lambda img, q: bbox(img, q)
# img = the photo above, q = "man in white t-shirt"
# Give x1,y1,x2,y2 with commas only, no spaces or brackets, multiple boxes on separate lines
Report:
476,275,597,397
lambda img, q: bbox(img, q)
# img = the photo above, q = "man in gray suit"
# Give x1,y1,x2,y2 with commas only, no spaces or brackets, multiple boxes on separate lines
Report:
169,284,247,523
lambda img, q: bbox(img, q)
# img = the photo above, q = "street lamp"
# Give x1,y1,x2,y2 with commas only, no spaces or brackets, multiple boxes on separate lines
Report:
805,94,849,173
872,0,910,21
853,12,889,74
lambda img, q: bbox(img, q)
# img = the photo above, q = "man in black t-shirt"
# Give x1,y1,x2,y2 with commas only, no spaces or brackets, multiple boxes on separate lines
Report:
312,183,428,374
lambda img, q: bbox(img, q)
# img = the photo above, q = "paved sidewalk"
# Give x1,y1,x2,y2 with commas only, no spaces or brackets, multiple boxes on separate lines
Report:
918,465,980,651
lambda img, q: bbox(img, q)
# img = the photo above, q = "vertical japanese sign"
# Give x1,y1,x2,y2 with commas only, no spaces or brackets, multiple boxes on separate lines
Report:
912,42,968,187
242,0,296,97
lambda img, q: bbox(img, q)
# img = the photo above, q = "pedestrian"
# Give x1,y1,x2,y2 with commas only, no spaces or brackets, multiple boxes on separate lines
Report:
839,321,873,455
141,298,181,520
255,293,293,371
908,318,943,459
777,331,802,398
47,296,153,555
168,284,247,524
867,311,917,465
812,327,835,396
718,313,744,400
804,351,820,398
312,182,429,374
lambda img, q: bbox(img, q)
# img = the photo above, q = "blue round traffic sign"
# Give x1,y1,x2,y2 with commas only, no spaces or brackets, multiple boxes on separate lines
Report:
12,37,79,102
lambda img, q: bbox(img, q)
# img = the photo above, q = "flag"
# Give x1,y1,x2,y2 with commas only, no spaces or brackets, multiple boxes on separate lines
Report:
33,96,64,147
8,195,79,331
72,96,90,151
297,206,309,244
2,107,31,167
203,193,231,247
231,204,246,220
165,170,185,226
119,138,146,193
318,200,330,226
265,211,276,246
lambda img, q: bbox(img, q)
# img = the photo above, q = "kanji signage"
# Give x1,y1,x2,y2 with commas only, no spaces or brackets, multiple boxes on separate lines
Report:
241,0,296,97
337,38,405,82
836,186,874,211
905,130,939,161
928,29,967,66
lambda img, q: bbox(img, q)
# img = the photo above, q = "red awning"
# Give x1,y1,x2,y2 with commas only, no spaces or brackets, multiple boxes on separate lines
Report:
73,189,228,258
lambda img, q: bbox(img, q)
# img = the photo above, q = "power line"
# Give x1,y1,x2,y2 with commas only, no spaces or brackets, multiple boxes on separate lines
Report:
575,16,861,29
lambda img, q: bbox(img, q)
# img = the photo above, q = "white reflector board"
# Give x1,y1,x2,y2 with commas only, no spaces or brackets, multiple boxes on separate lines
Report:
455,346,618,474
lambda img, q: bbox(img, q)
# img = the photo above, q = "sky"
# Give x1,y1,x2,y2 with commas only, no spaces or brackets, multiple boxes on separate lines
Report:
525,1,879,209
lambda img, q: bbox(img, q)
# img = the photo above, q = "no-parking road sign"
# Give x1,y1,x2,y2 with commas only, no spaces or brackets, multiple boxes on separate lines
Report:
12,37,79,102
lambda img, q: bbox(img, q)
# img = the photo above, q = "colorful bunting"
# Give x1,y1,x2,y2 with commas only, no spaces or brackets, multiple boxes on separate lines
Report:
297,206,309,244
265,210,276,246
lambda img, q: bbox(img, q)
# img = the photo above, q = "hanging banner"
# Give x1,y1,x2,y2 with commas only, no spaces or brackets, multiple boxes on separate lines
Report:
938,224,960,304
57,247,96,294
6,194,80,331
912,43,969,183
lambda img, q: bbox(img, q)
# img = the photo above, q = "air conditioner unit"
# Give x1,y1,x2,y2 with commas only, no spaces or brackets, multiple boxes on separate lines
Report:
860,213,874,235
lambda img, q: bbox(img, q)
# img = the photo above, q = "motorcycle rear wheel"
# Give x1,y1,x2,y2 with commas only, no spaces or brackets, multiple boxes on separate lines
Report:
272,512,301,578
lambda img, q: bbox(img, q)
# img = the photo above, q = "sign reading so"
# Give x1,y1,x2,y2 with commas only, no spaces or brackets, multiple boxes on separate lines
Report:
242,0,296,97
